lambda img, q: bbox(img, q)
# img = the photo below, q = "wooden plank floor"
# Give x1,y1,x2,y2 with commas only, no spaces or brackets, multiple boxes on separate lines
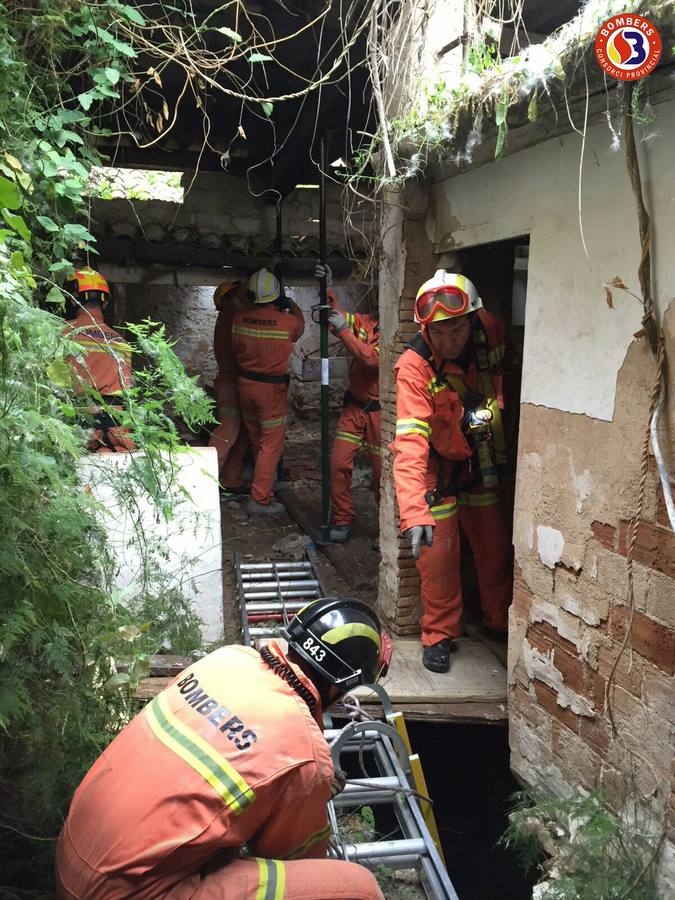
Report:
137,637,507,723
356,637,507,723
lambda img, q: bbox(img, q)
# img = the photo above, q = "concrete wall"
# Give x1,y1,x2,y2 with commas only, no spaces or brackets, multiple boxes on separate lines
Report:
92,171,372,259
381,94,675,887
81,447,224,645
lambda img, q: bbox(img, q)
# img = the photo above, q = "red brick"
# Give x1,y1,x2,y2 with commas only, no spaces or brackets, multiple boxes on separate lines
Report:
533,680,581,733
553,646,606,709
512,581,534,618
591,520,617,552
579,716,612,754
609,606,675,674
551,721,602,788
511,684,549,730
526,624,553,655
618,519,675,579
597,644,643,698
532,621,579,657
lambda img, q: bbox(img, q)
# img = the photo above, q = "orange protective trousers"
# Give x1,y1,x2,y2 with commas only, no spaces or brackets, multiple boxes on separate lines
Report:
208,373,249,488
330,406,381,526
238,378,288,505
416,495,512,644
160,857,385,900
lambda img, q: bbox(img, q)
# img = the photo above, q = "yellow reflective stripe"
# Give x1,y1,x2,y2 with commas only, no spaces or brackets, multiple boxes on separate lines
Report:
255,859,285,900
323,622,381,652
260,415,287,429
358,328,368,340
366,443,381,456
396,418,430,439
75,338,132,356
335,431,363,445
344,312,356,328
458,491,500,507
430,500,458,520
146,693,255,815
374,345,380,354
487,344,505,366
283,824,331,860
232,325,289,340
217,404,240,418
426,378,446,396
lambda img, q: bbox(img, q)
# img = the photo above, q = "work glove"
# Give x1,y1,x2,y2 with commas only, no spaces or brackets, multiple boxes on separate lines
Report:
405,525,434,560
329,308,348,333
330,768,348,800
276,294,292,312
315,262,333,286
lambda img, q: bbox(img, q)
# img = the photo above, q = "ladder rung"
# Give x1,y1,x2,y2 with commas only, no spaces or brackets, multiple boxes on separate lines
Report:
243,589,320,600
242,579,319,591
241,571,314,581
342,839,427,861
240,562,312,571
245,601,307,614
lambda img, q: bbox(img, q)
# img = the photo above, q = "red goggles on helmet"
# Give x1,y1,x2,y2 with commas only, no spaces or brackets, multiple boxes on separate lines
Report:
415,288,469,324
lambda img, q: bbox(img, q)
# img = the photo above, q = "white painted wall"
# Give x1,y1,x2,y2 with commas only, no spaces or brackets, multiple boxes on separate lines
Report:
80,447,224,645
429,94,675,421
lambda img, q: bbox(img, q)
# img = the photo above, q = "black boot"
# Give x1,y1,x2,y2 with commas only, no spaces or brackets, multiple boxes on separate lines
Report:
422,639,454,673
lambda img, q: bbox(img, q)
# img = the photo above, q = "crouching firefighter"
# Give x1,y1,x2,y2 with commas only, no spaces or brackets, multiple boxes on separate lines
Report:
392,270,513,674
232,268,304,516
315,264,381,544
62,267,135,453
55,597,392,900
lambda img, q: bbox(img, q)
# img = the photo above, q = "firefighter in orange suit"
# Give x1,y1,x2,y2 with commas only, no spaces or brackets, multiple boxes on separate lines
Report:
62,267,135,453
55,597,390,900
207,280,251,498
393,270,513,673
232,268,304,516
315,264,381,544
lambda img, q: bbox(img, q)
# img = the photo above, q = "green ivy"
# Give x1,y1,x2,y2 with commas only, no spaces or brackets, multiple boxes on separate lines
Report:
0,4,213,893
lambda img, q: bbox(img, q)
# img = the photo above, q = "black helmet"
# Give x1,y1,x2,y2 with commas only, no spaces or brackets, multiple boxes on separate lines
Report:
285,597,385,693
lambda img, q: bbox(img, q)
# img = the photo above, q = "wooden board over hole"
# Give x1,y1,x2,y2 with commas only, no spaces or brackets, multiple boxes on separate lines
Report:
356,637,507,723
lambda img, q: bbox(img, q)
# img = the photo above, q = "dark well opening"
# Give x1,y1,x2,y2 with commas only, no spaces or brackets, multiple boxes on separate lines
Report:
406,720,536,900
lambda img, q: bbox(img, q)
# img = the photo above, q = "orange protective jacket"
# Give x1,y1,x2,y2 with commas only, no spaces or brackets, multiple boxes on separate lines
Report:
329,289,379,405
231,301,305,378
63,307,133,396
56,643,334,899
393,309,508,533
214,295,250,378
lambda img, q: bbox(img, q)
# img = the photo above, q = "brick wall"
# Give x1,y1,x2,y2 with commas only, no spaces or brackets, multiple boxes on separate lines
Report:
377,182,436,634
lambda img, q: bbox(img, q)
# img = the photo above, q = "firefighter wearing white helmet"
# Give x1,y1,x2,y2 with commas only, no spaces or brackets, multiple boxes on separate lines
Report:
247,267,282,304
393,267,514,674
232,268,305,515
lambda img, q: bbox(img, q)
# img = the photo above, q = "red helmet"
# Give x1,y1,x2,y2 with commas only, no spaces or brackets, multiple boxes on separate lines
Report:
213,280,240,310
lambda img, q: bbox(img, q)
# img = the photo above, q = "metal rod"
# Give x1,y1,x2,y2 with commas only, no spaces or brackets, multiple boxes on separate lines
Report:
243,589,320,600
342,839,427,861
245,601,308,613
239,562,312,572
241,571,316,581
242,579,319,591
319,133,330,541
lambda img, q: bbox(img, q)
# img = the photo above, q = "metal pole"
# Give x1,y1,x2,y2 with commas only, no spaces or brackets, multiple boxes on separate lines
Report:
275,202,285,485
319,134,330,541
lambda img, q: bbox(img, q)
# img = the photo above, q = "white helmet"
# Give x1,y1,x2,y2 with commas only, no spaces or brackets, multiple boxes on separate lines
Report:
247,268,281,304
414,270,482,324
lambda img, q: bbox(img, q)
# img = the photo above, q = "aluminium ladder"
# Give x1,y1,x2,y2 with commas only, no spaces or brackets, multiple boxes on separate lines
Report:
235,548,459,899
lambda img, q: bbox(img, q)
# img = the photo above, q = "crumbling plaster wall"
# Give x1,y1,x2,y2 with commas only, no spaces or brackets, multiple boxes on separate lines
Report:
425,96,675,887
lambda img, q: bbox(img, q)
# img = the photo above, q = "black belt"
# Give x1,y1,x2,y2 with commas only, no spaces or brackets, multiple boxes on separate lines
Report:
239,370,290,385
343,389,380,413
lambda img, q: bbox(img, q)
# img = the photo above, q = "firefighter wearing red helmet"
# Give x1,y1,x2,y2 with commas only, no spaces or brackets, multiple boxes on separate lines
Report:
393,269,513,673
55,597,390,900
62,267,135,453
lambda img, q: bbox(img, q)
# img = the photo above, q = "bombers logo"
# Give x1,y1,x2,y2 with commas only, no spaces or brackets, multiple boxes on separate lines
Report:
594,14,662,81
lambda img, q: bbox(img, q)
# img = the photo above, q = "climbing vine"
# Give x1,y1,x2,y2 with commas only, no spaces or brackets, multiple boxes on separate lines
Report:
0,4,212,894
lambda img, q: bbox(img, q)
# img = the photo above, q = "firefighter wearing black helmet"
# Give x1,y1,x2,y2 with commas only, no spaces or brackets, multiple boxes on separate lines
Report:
56,597,391,899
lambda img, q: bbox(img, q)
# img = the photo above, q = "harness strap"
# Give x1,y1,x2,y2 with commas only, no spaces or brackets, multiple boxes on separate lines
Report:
238,369,290,385
343,389,381,413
